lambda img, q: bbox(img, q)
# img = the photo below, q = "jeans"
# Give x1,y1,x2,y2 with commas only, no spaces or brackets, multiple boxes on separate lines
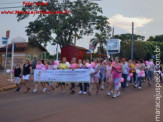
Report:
134,75,142,87
121,74,128,89
79,83,88,92
71,83,75,89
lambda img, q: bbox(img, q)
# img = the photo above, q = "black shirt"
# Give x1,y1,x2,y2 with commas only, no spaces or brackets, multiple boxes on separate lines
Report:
14,67,21,77
23,64,31,75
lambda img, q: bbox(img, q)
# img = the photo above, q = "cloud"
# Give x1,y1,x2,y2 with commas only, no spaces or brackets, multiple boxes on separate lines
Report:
109,14,153,32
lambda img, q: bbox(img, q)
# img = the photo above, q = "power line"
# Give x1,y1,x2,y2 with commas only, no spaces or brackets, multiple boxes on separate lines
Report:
0,1,22,5
0,6,23,9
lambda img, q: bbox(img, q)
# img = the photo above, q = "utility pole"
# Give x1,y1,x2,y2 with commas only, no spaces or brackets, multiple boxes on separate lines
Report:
131,22,134,61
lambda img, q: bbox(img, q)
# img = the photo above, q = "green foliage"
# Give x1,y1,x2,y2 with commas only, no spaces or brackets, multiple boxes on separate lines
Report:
116,41,163,60
114,33,145,42
147,35,163,42
90,33,108,54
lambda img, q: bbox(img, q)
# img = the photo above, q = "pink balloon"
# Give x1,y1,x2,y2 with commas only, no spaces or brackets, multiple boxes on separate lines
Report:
141,73,145,77
10,70,14,73
86,63,91,68
136,64,139,68
54,61,59,66
91,62,95,68
129,73,133,77
120,78,124,83
150,61,154,65
140,71,144,75
145,61,149,65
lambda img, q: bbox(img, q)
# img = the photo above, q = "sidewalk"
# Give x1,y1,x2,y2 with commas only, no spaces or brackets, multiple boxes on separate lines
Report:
0,71,16,92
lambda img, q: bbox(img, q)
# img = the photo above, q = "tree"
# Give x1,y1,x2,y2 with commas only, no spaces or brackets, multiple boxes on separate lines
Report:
114,33,145,43
90,33,108,54
17,0,111,48
147,35,163,42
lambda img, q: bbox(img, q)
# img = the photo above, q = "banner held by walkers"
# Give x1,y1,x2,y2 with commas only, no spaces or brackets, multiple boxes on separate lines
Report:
34,69,90,83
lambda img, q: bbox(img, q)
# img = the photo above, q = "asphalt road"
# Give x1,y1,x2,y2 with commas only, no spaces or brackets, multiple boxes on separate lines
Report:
0,81,162,122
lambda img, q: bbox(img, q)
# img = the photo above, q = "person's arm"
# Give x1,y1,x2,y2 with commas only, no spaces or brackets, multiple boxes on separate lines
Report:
91,65,100,75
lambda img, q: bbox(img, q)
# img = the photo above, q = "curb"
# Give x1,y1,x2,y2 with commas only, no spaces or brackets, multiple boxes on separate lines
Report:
0,85,16,92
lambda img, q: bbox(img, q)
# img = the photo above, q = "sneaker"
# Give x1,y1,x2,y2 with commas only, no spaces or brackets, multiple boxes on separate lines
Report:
43,88,47,93
32,88,37,93
71,90,75,94
139,86,142,89
116,92,120,97
112,94,117,98
78,91,83,94
126,82,129,87
107,91,112,96
96,91,99,95
83,92,87,94
133,84,137,88
24,88,30,93
148,82,152,87
101,86,104,90
88,91,92,95
15,87,20,92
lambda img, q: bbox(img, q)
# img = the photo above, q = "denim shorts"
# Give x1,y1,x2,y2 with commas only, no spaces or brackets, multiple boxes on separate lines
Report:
147,71,154,78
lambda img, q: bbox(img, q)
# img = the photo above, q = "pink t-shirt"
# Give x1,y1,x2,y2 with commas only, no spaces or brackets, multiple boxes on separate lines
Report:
48,65,54,70
36,63,45,69
112,63,122,79
44,64,49,70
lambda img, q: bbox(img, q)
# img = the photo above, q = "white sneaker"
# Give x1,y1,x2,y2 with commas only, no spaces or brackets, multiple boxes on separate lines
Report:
32,88,37,93
78,91,83,94
112,94,117,98
83,92,87,94
101,86,104,90
139,86,142,89
116,92,120,97
134,84,137,88
43,88,47,93
107,91,112,96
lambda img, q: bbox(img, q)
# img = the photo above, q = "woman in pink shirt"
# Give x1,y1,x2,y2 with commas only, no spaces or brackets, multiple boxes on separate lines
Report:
111,57,123,98
32,59,46,93
88,58,101,95
105,59,113,96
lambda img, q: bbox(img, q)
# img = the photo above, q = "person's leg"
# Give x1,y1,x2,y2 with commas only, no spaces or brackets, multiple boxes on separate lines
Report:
33,82,38,93
138,77,142,89
84,83,88,93
124,74,127,88
88,77,93,95
71,83,75,94
113,78,119,97
95,77,100,94
79,83,83,91
100,78,104,90
134,75,138,87
24,80,30,93
133,73,136,83
121,74,125,89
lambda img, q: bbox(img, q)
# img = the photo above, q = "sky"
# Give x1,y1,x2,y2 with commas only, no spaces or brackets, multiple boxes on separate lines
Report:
0,0,162,54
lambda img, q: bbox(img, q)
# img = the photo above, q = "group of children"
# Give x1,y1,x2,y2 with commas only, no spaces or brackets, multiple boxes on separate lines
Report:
13,57,163,98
